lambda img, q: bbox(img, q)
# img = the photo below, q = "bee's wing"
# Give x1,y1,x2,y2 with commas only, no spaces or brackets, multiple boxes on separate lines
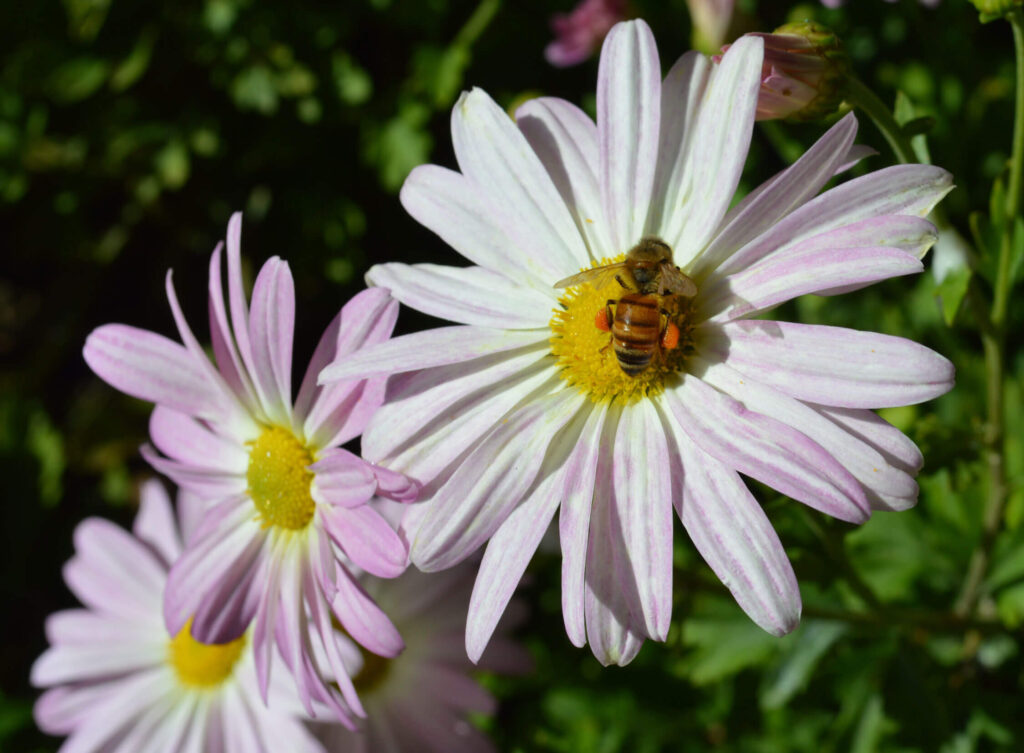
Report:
660,264,698,297
553,262,628,290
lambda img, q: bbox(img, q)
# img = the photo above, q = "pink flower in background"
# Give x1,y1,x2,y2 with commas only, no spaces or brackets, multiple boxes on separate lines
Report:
31,481,325,753
686,0,735,53
312,564,531,753
322,20,954,666
545,0,627,67
82,213,419,725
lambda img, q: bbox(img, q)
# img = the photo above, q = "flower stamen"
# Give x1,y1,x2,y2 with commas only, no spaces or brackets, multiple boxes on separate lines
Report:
246,426,316,530
168,618,246,689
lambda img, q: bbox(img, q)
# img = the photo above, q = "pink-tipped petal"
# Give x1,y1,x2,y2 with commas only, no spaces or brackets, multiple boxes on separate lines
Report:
672,426,801,635
664,35,763,260
319,326,546,384
645,51,712,249
560,404,607,648
331,565,404,658
695,112,859,276
466,457,565,663
83,325,222,420
248,257,296,425
132,479,181,566
310,448,377,508
598,19,662,252
322,505,408,579
612,399,673,641
713,319,955,408
452,87,590,281
663,375,870,523
367,263,553,330
410,388,584,572
516,97,611,260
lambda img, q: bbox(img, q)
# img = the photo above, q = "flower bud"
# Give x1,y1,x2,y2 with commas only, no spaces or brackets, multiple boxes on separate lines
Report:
737,21,849,122
969,0,1023,21
686,0,735,55
544,0,628,68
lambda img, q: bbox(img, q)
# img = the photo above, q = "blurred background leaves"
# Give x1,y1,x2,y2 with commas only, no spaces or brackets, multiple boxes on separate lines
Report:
3,0,1024,751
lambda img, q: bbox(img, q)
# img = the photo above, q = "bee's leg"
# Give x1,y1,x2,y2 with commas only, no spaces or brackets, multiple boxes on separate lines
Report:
659,309,680,350
615,274,627,290
597,301,615,354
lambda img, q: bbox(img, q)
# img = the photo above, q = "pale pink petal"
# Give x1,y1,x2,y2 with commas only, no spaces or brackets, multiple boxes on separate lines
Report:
148,405,248,472
361,343,550,473
399,165,549,290
83,325,222,420
319,326,547,383
815,405,923,474
711,319,955,408
369,462,420,504
694,112,859,276
584,406,646,665
645,51,712,249
465,438,570,662
452,87,589,280
295,287,397,426
132,478,181,566
662,35,763,260
331,565,404,658
716,164,953,276
208,242,259,412
162,497,262,636
367,263,553,329
559,404,607,647
598,19,661,252
671,423,801,634
516,97,611,259
310,448,377,508
612,399,673,641
34,685,113,735
321,504,408,578
662,376,870,523
409,388,584,572
189,531,267,643
140,444,246,499
225,212,262,400
704,245,922,321
64,519,165,621
698,359,919,512
247,257,296,424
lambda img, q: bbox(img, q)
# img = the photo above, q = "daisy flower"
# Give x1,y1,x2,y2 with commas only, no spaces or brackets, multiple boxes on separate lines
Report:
312,564,531,753
82,213,419,723
32,480,325,753
320,20,954,666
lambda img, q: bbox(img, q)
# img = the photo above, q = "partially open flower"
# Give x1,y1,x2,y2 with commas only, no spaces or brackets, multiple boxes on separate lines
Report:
686,0,735,54
729,21,849,122
545,0,628,67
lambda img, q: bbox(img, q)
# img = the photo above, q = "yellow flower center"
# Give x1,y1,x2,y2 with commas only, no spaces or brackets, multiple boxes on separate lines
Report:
168,618,247,689
549,255,694,405
246,426,316,530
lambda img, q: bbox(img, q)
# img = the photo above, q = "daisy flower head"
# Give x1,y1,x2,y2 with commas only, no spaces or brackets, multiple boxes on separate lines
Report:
321,20,954,666
32,480,325,753
82,213,420,723
312,563,531,753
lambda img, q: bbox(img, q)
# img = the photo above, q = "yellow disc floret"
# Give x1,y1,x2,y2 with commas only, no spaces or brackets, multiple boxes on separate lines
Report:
246,426,316,530
549,255,694,405
168,618,246,689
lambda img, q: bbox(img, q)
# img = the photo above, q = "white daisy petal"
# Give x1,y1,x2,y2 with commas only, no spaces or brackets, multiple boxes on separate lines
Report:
598,19,662,252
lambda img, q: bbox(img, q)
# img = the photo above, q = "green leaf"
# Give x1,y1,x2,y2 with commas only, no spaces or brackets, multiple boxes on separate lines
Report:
902,115,936,137
935,265,972,325
1009,215,1024,286
332,52,373,106
761,620,848,710
48,57,110,103
231,65,279,114
154,139,190,189
681,613,779,685
26,409,64,507
411,44,471,108
110,28,156,92
850,693,896,753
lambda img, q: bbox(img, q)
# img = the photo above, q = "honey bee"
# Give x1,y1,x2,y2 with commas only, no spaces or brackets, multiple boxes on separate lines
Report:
554,237,696,377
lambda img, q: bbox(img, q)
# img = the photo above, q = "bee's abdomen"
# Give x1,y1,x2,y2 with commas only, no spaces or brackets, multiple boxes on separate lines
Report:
612,295,660,377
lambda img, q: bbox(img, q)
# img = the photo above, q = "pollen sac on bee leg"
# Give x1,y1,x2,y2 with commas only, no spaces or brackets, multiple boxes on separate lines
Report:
661,322,680,350
594,307,611,332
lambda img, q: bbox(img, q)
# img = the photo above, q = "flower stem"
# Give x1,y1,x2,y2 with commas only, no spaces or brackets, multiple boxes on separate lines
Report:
844,75,919,165
953,9,1024,617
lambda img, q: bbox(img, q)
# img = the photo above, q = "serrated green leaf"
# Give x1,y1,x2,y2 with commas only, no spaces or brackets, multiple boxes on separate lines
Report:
681,615,779,685
761,620,847,710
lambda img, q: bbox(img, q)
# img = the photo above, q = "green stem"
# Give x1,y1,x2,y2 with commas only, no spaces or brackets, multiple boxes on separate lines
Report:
953,9,1024,617
844,75,919,165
